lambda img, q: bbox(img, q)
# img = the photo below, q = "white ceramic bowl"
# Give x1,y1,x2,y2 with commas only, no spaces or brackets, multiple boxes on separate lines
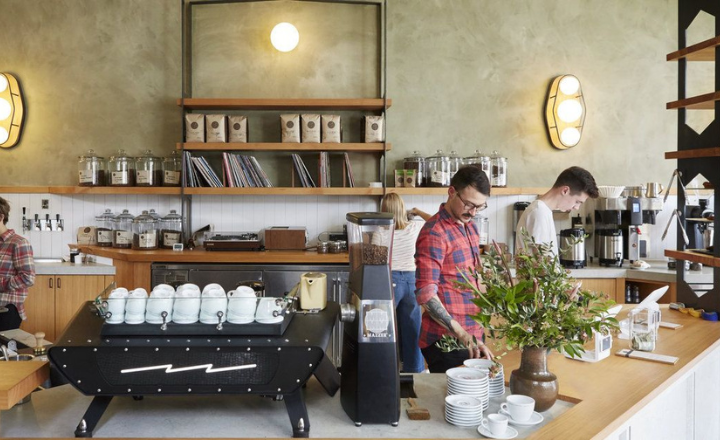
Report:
598,185,625,198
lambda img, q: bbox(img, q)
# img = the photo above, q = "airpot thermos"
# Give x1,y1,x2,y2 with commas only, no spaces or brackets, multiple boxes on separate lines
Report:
559,228,586,269
341,212,400,427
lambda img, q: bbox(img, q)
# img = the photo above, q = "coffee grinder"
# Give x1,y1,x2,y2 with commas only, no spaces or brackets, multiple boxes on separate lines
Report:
340,212,399,427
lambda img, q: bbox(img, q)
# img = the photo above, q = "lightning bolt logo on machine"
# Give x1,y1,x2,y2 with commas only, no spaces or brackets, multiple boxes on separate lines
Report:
120,363,258,374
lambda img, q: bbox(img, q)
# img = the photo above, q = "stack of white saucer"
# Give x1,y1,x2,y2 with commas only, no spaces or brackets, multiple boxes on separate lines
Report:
463,359,506,397
444,394,483,427
446,367,490,411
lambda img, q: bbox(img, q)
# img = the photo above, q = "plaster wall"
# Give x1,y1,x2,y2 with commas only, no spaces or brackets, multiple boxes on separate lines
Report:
0,0,707,187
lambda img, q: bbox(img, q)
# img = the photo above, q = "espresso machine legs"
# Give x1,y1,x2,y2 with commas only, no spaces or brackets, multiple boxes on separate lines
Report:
283,389,310,438
74,396,113,438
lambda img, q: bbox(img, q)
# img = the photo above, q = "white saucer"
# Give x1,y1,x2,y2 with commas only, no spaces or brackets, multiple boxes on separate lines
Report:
256,316,284,324
499,409,544,426
477,424,518,439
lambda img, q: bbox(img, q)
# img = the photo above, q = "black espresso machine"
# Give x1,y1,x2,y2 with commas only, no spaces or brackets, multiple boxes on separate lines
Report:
340,212,400,427
48,292,340,438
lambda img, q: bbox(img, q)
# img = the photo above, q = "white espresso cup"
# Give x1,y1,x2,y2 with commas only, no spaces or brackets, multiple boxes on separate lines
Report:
255,297,283,321
105,288,129,324
173,284,201,324
124,288,148,324
200,289,228,324
500,394,535,422
227,287,258,324
481,413,508,437
146,289,175,324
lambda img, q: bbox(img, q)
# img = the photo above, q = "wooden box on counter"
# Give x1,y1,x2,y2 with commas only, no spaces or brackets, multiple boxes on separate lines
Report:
263,227,307,250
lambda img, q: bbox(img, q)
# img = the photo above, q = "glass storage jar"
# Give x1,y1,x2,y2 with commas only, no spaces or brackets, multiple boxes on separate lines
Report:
107,149,135,187
162,150,183,187
448,150,463,180
132,210,159,250
160,209,183,249
78,149,106,187
95,209,115,247
402,151,427,187
112,209,135,249
464,150,492,182
426,150,451,187
135,150,162,187
490,150,507,187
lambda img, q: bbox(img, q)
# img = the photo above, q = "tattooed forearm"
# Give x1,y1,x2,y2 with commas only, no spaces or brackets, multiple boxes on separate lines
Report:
424,296,454,331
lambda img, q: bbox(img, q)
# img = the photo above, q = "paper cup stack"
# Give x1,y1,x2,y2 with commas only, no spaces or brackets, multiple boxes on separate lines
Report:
463,358,506,397
444,394,483,427
446,367,490,411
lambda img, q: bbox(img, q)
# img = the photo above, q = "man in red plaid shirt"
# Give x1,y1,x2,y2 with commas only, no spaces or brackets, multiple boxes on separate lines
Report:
415,166,494,372
0,196,35,331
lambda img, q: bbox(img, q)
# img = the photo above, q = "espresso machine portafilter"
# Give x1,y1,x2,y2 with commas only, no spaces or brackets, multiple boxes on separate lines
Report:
340,212,400,427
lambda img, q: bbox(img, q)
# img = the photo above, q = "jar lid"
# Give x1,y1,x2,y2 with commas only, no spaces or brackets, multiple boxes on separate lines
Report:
163,150,181,162
449,150,461,158
428,149,448,159
491,150,505,159
133,210,157,224
147,209,161,221
114,209,135,222
465,149,486,159
162,209,183,221
79,149,104,160
404,150,426,161
96,208,115,221
110,149,129,159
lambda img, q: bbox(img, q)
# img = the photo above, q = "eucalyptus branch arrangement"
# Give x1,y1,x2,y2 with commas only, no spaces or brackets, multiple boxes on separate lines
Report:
435,334,506,378
457,230,619,359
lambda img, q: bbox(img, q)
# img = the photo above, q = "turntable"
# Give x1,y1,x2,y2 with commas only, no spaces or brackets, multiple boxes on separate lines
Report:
204,232,264,251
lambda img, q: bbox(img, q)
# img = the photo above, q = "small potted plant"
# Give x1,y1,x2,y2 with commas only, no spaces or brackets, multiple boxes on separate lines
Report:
457,231,618,411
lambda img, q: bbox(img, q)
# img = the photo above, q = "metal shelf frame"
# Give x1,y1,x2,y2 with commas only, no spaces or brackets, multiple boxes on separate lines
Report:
179,0,389,240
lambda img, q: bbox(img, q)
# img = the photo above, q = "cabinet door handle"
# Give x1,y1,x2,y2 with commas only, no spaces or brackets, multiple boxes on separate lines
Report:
49,277,53,289
57,277,61,289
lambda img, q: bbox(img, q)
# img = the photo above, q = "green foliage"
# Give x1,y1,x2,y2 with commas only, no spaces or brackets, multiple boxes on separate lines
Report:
457,230,619,357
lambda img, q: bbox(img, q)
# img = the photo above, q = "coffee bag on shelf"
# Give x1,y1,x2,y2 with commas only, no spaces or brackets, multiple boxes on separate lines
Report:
228,115,248,143
364,115,384,142
394,170,405,187
185,114,205,143
205,114,228,143
322,115,342,143
281,114,301,143
301,114,321,143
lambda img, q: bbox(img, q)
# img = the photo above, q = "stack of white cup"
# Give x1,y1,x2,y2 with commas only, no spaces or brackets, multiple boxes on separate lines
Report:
105,287,129,324
173,283,201,324
227,286,257,324
146,284,175,324
124,288,148,324
200,284,228,324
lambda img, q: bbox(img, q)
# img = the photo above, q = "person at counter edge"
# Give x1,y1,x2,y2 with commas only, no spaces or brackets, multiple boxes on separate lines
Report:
515,166,599,257
379,193,431,373
0,196,36,331
415,165,494,373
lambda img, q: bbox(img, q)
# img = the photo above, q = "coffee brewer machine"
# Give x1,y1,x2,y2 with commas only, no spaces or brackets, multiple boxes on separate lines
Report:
594,192,662,265
340,212,400,427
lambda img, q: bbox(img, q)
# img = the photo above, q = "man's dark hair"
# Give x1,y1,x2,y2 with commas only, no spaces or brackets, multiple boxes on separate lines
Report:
552,166,599,198
451,165,491,196
0,196,10,225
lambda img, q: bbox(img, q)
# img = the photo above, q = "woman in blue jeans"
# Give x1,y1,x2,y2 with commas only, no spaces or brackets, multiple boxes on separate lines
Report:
380,193,430,373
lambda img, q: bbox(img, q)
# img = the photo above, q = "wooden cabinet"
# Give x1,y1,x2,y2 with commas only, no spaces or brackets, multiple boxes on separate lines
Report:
21,275,114,341
579,278,624,304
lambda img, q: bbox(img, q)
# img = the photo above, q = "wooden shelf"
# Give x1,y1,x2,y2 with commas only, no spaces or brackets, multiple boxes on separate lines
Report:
665,249,720,268
176,98,392,111
177,142,391,152
665,148,720,159
387,187,547,196
667,91,720,110
667,36,720,61
0,186,183,195
184,187,384,196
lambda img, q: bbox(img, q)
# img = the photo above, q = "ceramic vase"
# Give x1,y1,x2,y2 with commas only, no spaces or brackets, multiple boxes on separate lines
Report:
509,346,558,412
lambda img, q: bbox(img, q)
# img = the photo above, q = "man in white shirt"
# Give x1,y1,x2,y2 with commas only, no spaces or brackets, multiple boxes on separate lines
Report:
515,166,599,257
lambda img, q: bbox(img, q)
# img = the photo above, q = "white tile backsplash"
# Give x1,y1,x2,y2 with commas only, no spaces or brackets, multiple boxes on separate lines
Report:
0,192,681,260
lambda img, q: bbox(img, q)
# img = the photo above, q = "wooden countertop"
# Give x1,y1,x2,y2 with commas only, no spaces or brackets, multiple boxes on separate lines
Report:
498,305,720,439
79,246,349,264
0,360,49,409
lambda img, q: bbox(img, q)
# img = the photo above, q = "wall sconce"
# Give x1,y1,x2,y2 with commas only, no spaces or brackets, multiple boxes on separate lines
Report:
0,73,25,149
271,22,299,52
545,74,585,149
